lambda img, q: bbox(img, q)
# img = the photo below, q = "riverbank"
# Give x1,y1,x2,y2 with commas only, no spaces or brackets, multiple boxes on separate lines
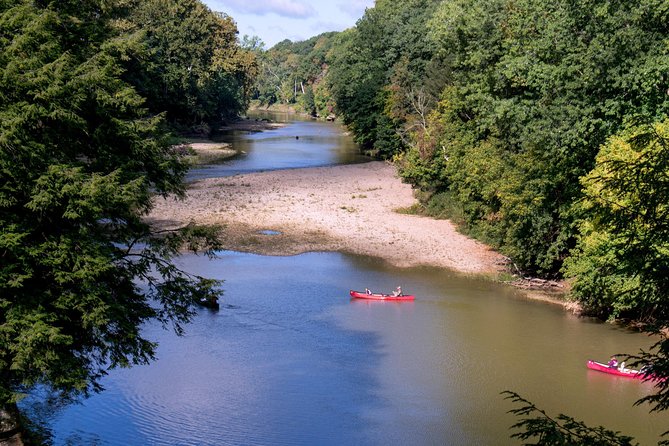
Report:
153,139,571,308
152,162,503,274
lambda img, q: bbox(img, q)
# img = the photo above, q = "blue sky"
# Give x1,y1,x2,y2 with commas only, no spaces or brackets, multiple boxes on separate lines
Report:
202,0,374,48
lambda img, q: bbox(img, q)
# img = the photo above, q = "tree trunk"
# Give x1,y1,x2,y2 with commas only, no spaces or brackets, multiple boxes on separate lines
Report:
0,404,23,446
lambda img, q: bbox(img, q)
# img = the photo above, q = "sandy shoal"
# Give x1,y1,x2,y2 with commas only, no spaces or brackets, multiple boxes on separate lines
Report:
148,161,507,275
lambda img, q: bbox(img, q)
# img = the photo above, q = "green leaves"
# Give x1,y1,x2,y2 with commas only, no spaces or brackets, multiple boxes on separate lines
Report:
0,0,228,413
566,119,669,321
504,391,638,445
250,31,338,116
327,0,441,156
122,0,256,128
391,0,669,276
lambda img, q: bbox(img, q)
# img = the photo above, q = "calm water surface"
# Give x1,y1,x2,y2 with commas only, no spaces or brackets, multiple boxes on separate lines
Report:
186,111,370,181
44,252,667,445
36,115,668,444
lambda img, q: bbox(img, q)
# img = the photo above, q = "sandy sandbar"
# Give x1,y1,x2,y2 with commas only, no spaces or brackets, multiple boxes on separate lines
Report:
149,161,508,275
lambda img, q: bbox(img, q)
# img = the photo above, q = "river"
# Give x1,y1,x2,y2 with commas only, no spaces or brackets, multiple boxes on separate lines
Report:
32,113,667,445
186,110,371,181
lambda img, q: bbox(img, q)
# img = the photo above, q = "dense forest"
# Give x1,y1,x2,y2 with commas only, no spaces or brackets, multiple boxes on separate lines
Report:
0,0,255,442
248,32,338,119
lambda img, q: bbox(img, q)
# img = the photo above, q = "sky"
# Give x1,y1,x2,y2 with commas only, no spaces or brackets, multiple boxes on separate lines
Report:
202,0,375,48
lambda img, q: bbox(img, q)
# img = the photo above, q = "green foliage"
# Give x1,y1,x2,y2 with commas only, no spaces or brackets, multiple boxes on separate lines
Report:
395,0,669,275
0,0,229,420
565,119,669,321
327,0,441,156
504,391,637,445
121,0,257,129
251,32,338,115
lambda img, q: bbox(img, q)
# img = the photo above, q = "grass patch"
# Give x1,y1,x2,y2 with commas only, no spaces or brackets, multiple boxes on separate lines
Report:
423,191,466,225
425,191,503,249
497,271,517,283
395,203,424,215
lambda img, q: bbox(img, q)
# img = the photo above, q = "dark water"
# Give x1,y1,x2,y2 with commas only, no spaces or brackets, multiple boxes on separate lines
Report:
31,114,668,444
42,252,666,445
186,111,370,181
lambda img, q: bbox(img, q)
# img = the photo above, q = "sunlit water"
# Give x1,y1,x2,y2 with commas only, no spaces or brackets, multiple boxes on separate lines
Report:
29,114,669,444
186,111,370,181
39,252,667,445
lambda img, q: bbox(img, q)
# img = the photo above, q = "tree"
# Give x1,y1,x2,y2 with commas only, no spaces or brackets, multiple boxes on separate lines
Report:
565,119,669,321
326,0,441,157
250,32,338,114
397,0,669,276
0,0,225,440
122,0,257,129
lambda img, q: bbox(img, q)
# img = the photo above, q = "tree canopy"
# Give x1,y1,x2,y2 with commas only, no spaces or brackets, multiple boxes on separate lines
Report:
124,0,256,128
565,119,669,322
250,32,339,118
327,0,442,157
323,0,669,289
0,0,253,440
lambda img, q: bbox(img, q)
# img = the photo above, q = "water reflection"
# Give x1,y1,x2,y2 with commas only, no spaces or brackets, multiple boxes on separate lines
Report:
42,252,666,446
30,111,667,445
187,113,371,181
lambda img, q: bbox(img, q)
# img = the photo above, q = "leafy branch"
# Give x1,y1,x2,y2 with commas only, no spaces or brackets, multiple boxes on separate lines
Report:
503,391,637,446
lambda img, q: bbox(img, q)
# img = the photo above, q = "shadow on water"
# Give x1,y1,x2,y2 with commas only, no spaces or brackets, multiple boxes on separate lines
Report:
25,108,669,444
30,251,669,446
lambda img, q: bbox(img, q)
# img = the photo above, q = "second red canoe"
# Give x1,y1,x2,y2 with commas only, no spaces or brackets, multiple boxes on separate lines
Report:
350,290,415,301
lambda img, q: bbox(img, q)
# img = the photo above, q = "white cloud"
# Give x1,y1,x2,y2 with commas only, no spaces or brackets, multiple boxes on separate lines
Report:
337,0,373,18
203,0,373,47
215,0,316,18
309,20,348,33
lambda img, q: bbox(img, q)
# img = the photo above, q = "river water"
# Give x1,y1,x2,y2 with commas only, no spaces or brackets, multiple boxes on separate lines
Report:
36,113,667,445
186,110,371,181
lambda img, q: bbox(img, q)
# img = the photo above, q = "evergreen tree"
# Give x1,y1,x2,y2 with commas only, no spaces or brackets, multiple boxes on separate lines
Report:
0,0,223,439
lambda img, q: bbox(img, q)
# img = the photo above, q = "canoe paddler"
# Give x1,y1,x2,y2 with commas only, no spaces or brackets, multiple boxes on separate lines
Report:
607,356,618,369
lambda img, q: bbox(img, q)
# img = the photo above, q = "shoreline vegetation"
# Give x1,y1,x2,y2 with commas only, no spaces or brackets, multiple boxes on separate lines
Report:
155,120,574,311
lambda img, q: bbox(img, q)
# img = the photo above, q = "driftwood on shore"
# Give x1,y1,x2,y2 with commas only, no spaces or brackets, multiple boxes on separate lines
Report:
509,277,565,290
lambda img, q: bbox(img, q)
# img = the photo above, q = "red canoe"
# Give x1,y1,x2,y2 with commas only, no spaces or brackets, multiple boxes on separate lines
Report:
586,360,648,379
350,290,415,301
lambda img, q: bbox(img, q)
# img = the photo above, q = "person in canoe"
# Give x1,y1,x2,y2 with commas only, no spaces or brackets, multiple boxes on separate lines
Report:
607,356,618,369
392,286,403,296
365,288,372,295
